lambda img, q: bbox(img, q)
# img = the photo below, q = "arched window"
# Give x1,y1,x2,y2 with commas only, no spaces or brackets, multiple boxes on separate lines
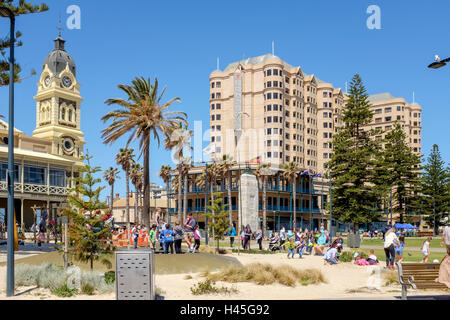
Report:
61,107,65,120
68,109,72,122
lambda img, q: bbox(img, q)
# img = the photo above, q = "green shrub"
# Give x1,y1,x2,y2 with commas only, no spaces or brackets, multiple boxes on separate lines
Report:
37,264,67,290
104,271,115,284
81,283,95,295
15,264,41,287
14,264,114,295
190,279,237,295
338,251,354,262
51,283,78,297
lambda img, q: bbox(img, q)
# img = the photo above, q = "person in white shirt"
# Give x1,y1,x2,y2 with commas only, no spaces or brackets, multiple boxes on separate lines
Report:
324,246,339,265
421,236,432,263
442,225,450,254
384,228,399,270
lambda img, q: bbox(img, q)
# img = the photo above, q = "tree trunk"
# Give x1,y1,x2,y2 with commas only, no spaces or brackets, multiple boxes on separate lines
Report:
126,172,130,249
110,183,114,213
178,165,182,223
134,189,139,225
90,258,93,271
228,171,233,227
183,175,188,224
166,181,170,225
143,135,150,227
293,180,296,230
211,182,215,239
263,176,267,238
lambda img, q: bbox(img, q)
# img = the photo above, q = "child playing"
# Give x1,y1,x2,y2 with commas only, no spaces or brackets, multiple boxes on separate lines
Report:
367,249,379,265
194,225,201,253
421,237,431,263
296,235,305,258
282,237,297,258
395,235,405,263
163,224,174,254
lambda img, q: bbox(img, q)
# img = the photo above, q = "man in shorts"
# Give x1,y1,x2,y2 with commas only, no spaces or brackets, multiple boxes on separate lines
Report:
183,213,196,253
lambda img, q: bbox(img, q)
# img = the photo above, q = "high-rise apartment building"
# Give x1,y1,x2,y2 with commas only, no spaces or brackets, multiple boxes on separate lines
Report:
209,54,422,174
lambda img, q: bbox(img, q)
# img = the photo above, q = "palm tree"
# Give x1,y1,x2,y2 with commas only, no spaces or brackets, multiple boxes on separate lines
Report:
101,77,187,227
163,123,192,222
103,167,120,213
255,163,274,238
159,165,172,223
116,148,135,248
130,163,144,224
181,161,192,223
219,155,236,226
282,162,301,230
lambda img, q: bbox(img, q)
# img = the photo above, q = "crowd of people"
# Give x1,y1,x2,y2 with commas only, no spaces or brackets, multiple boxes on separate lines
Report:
112,210,200,255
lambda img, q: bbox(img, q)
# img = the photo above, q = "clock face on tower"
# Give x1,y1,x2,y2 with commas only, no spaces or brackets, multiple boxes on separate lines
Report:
62,76,72,87
44,76,50,87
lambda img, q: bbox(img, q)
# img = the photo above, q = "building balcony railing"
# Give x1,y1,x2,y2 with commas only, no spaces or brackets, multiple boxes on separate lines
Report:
184,185,315,194
0,181,69,196
168,205,322,214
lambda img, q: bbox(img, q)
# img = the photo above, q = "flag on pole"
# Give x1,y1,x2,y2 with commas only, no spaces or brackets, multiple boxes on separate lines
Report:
249,156,261,164
300,170,310,176
202,144,216,155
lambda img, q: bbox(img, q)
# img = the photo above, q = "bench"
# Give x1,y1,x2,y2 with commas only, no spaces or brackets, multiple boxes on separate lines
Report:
396,262,446,300
418,231,434,237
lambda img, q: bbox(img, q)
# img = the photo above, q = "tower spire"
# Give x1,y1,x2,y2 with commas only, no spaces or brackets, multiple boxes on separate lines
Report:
58,13,62,38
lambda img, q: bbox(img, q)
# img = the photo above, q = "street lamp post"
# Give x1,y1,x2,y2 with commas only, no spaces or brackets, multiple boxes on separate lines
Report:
1,5,15,287
0,5,16,298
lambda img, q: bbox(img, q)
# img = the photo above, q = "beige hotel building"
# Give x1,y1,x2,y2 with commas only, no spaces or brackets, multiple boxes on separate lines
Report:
209,54,422,173
175,54,422,232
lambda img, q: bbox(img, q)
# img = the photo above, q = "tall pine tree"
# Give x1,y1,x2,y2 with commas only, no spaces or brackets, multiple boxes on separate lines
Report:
414,144,450,234
379,122,421,224
327,74,382,229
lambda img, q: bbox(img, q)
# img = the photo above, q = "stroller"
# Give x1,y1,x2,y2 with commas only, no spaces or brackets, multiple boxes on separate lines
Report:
269,235,281,251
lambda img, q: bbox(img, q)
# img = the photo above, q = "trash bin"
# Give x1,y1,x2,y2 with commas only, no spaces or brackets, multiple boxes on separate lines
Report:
115,250,155,300
353,232,361,248
347,233,354,248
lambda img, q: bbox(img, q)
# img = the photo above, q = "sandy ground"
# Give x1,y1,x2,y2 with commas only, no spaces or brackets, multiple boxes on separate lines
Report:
1,251,449,300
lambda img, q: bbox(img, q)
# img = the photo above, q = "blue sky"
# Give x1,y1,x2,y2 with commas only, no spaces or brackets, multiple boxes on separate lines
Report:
1,0,450,199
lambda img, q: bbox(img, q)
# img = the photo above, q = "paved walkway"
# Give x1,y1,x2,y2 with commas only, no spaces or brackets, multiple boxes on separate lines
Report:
0,242,59,264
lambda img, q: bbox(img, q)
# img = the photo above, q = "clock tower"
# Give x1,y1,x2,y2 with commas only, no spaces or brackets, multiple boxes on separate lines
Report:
33,35,85,160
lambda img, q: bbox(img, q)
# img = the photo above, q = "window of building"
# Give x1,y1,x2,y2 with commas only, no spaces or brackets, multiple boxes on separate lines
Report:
267,105,272,111
385,107,392,113
211,104,215,110
273,104,278,111
24,165,46,185
266,69,272,76
385,116,392,122
0,163,20,181
273,69,278,76
216,82,221,88
50,169,66,187
267,81,272,88
216,114,221,120
216,125,221,131
375,109,382,114
211,82,215,88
